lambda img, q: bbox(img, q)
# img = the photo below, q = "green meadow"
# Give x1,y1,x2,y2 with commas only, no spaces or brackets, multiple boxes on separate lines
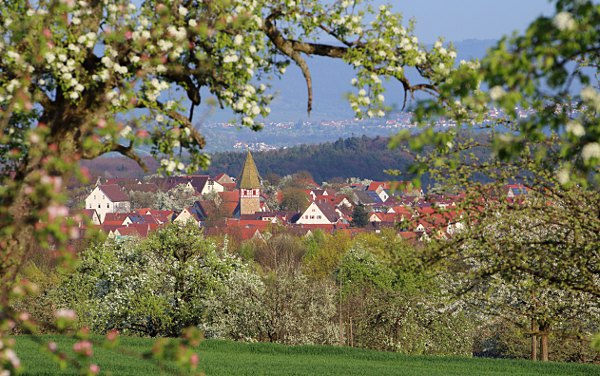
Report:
13,335,600,375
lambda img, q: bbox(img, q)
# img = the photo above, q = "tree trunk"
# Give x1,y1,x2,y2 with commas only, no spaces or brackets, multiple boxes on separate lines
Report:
531,319,538,361
540,324,549,362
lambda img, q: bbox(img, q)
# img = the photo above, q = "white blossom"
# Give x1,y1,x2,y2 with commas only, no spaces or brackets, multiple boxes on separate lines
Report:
553,11,576,31
234,35,243,46
489,86,506,101
566,120,585,137
556,167,570,185
166,160,177,172
581,142,600,162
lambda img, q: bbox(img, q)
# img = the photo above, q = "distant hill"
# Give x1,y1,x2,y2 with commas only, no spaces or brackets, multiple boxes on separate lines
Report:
205,136,418,184
80,136,417,184
81,131,495,189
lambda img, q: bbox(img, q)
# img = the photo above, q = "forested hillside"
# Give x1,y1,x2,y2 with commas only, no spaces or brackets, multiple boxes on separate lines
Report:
205,136,415,183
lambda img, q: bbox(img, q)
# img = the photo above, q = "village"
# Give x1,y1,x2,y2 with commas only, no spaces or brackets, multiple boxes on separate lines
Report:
77,150,528,242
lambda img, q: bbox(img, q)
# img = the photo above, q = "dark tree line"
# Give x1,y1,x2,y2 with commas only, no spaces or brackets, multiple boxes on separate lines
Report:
204,136,416,182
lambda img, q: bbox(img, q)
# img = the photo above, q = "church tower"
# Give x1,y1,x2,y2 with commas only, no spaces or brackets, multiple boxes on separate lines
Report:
238,150,261,215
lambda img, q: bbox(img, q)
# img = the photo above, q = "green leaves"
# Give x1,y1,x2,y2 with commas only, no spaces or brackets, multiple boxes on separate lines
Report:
407,0,600,186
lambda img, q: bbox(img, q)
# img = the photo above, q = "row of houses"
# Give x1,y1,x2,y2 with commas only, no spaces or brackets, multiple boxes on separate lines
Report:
78,151,529,241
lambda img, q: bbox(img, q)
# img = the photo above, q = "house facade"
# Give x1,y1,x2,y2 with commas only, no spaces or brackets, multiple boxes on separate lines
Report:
296,201,340,225
84,184,131,223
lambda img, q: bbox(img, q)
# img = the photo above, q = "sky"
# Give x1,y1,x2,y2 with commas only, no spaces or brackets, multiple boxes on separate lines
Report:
201,1,559,123
387,0,555,43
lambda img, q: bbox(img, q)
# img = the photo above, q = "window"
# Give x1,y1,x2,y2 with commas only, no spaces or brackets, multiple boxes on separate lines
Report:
93,195,96,199
317,215,322,219
97,204,100,209
107,203,110,208
311,208,315,212
310,215,314,219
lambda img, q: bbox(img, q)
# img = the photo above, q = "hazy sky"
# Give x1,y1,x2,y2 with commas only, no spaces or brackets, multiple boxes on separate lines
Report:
391,0,555,43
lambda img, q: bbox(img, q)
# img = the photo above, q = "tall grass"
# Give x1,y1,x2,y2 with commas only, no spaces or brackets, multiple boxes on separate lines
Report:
13,335,600,376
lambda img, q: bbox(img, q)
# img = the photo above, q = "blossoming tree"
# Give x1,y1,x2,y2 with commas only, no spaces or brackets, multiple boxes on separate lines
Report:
400,0,600,183
0,0,455,372
398,0,600,355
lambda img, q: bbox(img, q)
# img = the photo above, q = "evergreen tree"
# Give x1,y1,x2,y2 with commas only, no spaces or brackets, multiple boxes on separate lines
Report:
351,204,369,228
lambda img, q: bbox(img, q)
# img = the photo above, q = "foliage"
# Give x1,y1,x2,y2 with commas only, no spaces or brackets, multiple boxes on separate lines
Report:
333,237,476,355
279,187,309,212
58,223,261,338
403,0,600,185
350,204,369,227
302,231,351,279
388,0,600,357
205,136,418,183
261,271,339,346
128,190,156,209
1,1,450,371
151,183,198,211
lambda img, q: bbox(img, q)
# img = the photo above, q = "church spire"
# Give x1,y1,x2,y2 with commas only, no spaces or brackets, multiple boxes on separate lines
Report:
237,150,261,189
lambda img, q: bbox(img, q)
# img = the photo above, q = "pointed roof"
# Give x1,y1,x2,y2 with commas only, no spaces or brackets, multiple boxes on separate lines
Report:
237,150,261,189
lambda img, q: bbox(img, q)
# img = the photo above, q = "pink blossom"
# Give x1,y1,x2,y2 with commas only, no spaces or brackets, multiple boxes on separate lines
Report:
190,353,199,368
73,340,93,357
89,364,100,375
47,204,69,220
48,341,58,352
55,308,76,320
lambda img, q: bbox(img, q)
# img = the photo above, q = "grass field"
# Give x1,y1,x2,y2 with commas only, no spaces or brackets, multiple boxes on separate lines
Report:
13,335,600,375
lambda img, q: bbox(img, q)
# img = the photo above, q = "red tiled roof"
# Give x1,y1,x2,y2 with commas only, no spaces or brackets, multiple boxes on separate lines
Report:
104,178,140,186
225,218,271,231
79,209,99,220
123,183,159,193
219,190,240,202
99,184,129,202
367,181,391,191
314,201,340,223
221,182,237,191
101,224,121,233
114,226,141,237
103,212,130,225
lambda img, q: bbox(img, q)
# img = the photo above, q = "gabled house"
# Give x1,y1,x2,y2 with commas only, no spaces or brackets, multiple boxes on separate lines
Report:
354,190,383,205
173,202,205,226
79,209,101,226
316,194,353,210
84,184,131,223
309,189,335,200
152,175,224,195
295,201,341,225
103,212,132,227
214,173,237,191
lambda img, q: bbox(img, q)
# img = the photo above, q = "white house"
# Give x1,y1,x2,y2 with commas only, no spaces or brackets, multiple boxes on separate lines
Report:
173,203,204,226
296,201,340,225
84,184,131,223
202,178,225,195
